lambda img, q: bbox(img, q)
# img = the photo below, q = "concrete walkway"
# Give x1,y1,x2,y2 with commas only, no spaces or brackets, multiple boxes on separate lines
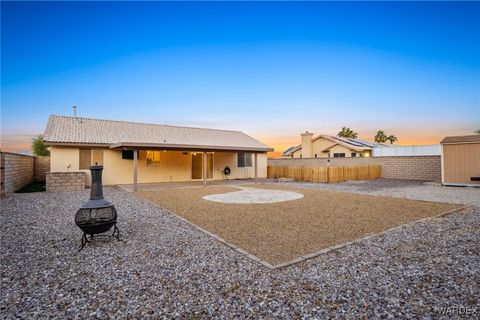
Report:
118,179,253,192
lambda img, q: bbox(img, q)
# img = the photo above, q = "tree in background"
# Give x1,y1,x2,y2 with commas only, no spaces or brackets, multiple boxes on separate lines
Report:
374,130,388,143
386,135,398,144
337,127,358,139
474,129,480,134
32,135,50,156
375,130,398,144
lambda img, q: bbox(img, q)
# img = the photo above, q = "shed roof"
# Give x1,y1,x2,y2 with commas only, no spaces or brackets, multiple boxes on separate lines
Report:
43,115,273,152
440,135,480,144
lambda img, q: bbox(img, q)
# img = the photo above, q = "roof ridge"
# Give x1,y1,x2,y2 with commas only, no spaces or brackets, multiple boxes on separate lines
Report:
50,114,245,134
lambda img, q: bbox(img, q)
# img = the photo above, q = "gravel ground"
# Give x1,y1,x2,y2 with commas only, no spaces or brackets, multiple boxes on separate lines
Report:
138,185,459,265
1,186,479,318
265,179,480,207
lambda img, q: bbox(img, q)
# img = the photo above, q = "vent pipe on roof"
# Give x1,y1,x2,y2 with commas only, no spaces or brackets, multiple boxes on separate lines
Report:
72,105,77,117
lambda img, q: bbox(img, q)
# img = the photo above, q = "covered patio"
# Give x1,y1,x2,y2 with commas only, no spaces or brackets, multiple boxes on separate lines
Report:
109,142,270,191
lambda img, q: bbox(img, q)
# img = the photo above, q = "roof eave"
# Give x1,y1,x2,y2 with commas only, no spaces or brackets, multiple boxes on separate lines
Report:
109,142,273,152
43,141,111,147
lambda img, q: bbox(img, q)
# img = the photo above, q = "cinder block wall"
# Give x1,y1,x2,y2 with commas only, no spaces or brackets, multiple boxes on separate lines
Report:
34,156,50,181
1,152,35,195
268,156,441,181
46,172,86,192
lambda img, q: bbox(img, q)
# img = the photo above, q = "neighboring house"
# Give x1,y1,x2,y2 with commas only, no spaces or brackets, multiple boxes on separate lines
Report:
43,115,273,188
282,131,381,158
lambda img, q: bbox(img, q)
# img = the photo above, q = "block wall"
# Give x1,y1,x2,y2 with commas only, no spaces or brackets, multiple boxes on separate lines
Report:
268,156,441,181
46,172,86,192
34,156,50,181
1,152,35,195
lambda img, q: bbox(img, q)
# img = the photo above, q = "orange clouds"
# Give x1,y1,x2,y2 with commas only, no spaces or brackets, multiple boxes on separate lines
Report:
0,135,35,153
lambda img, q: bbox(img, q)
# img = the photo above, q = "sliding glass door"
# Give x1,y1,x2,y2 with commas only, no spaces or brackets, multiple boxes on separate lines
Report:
191,153,213,180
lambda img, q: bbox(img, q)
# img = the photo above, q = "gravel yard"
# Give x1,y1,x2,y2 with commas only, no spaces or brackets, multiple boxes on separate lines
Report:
138,185,460,265
1,185,479,318
268,178,480,207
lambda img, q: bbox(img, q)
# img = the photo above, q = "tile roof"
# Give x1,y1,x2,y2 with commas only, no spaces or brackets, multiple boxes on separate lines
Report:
43,115,273,152
281,145,301,156
440,135,480,144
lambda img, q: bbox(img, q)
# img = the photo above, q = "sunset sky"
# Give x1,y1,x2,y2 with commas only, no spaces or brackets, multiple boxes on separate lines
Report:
1,1,479,154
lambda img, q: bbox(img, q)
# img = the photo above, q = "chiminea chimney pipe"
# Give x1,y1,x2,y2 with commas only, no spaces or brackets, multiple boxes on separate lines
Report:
89,165,104,200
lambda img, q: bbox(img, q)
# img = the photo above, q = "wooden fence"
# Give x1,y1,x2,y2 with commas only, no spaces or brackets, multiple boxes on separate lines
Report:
267,165,381,183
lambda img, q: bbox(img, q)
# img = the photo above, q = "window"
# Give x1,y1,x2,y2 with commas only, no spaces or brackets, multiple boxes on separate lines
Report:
146,151,161,166
79,149,92,170
79,149,104,169
333,153,346,158
122,150,134,160
351,153,357,158
237,152,252,167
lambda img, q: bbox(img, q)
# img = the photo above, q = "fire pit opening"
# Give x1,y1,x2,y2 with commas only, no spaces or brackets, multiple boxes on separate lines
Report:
75,165,120,250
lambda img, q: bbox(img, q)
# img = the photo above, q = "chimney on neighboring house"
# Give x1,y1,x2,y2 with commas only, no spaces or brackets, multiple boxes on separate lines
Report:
301,131,314,158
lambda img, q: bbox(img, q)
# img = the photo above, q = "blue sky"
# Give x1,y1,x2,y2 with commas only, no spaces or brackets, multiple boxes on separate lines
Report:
1,1,479,152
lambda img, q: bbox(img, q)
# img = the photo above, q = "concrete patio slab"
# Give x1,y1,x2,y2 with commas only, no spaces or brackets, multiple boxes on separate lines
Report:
202,186,304,204
117,179,252,192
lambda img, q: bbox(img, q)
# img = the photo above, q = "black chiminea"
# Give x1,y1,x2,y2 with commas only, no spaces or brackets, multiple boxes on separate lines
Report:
75,165,119,250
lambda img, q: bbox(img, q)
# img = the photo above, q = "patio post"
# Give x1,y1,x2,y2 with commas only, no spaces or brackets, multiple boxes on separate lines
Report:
203,152,207,187
133,149,138,192
254,152,258,184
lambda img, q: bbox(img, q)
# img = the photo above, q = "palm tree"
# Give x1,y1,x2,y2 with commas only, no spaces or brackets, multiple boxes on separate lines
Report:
386,135,398,144
337,127,358,139
374,130,388,143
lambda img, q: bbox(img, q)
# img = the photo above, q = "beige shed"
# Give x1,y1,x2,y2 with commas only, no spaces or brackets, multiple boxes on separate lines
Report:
440,135,480,187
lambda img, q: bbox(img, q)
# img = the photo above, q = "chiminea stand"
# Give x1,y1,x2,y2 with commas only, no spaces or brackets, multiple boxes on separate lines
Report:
75,165,120,251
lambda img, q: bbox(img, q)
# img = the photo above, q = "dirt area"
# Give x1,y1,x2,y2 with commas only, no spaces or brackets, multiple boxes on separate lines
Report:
136,184,461,265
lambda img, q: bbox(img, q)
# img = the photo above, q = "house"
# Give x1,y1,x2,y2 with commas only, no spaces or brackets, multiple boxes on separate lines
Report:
282,131,379,158
43,115,273,190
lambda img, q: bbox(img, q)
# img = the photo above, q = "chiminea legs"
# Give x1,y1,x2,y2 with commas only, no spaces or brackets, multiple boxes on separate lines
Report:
78,223,121,251
111,224,120,240
79,233,90,251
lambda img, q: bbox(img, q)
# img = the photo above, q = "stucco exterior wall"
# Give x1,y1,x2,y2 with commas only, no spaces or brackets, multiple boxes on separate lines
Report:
50,146,267,185
301,132,313,158
50,146,80,172
327,145,355,157
312,138,334,158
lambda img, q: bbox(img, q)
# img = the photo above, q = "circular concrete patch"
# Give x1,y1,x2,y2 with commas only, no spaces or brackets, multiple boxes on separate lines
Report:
202,187,304,204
